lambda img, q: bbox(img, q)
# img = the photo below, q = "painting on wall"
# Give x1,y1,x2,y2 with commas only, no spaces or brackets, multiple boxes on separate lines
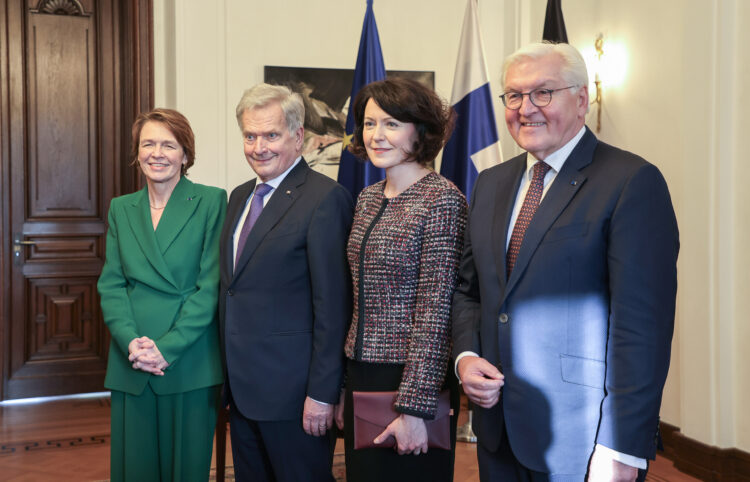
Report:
264,66,435,180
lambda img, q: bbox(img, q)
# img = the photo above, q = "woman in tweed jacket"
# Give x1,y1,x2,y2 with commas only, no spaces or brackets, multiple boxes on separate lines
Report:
335,78,468,481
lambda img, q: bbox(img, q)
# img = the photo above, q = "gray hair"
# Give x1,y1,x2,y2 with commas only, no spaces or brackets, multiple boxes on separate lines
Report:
235,83,305,134
502,42,589,91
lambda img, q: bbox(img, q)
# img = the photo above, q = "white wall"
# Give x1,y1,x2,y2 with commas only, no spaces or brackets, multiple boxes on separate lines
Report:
551,0,749,452
154,0,512,192
735,0,750,451
154,0,750,452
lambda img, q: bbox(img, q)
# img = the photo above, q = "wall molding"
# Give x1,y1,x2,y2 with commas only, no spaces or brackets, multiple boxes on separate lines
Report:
660,422,750,481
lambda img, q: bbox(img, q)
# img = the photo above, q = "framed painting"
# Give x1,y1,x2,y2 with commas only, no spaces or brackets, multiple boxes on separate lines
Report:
264,66,435,180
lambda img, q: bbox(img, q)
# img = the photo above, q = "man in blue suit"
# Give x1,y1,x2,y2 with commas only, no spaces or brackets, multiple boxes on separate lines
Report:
452,42,679,481
219,83,353,481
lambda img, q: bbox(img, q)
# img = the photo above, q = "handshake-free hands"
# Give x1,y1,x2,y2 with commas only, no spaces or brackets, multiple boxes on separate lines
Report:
457,356,504,409
128,336,169,376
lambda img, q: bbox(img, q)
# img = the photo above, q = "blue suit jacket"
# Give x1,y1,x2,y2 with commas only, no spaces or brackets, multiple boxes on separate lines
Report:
218,160,353,421
452,128,679,474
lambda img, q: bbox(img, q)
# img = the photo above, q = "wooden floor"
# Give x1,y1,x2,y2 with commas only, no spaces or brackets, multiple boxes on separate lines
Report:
0,393,701,481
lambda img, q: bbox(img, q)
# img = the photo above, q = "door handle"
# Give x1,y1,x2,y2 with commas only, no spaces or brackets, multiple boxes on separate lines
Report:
13,234,36,264
14,233,37,246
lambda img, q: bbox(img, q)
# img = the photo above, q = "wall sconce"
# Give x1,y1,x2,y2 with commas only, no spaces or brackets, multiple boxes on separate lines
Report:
592,34,604,133
582,34,628,133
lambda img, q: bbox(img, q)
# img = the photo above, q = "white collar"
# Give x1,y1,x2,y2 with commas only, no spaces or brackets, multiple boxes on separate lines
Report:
257,156,302,190
525,126,586,175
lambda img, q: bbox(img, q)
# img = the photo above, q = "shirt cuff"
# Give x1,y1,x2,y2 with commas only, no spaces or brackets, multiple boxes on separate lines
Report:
454,351,481,381
308,397,329,406
595,444,647,470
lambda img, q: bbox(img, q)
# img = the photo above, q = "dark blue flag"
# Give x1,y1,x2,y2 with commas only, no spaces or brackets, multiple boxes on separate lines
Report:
337,0,386,200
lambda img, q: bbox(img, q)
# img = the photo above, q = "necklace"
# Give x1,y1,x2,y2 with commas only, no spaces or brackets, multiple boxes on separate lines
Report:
150,204,166,210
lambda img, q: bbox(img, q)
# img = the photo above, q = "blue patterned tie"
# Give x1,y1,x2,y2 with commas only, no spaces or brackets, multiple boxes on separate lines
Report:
506,161,551,278
235,183,272,268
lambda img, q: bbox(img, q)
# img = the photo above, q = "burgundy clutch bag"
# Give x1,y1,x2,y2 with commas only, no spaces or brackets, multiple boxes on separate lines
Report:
352,390,453,450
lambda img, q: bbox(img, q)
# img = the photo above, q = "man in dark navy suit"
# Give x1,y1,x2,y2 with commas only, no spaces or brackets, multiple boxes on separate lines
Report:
453,42,679,481
219,83,352,482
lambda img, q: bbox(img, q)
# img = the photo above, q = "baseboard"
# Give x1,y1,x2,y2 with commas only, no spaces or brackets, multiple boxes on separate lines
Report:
660,422,750,481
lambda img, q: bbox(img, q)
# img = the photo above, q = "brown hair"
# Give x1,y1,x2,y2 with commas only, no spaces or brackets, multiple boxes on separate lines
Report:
349,78,455,167
130,108,196,175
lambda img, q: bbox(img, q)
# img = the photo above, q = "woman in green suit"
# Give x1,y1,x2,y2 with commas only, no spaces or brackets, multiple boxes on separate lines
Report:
98,108,226,481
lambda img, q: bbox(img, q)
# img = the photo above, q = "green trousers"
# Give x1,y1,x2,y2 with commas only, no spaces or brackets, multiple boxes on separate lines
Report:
110,384,220,482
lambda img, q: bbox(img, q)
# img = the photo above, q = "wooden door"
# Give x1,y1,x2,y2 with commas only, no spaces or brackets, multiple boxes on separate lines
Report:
0,0,152,400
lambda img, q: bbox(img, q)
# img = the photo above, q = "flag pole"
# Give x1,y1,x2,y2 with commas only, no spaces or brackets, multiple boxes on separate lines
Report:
336,0,387,200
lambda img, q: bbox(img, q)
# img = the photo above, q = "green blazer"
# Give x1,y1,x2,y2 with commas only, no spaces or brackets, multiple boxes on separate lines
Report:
98,177,226,395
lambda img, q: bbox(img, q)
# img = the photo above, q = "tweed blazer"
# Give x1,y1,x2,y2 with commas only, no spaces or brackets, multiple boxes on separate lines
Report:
345,172,467,418
98,176,226,395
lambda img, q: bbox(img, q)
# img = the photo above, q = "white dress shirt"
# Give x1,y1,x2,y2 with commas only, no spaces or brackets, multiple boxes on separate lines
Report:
504,126,585,248
232,156,302,265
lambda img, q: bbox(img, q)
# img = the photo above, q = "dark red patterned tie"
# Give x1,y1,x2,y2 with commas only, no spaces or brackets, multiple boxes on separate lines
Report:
506,161,551,278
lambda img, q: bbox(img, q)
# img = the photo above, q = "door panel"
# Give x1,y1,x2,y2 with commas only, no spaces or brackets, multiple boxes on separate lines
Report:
27,10,98,218
28,278,100,358
0,0,152,400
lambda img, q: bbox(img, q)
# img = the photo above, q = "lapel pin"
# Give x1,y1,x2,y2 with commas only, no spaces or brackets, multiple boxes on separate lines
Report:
286,190,291,195
187,196,194,201
570,180,578,186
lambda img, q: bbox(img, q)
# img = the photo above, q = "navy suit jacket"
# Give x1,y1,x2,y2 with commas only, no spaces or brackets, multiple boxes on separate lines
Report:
219,159,353,421
452,128,679,474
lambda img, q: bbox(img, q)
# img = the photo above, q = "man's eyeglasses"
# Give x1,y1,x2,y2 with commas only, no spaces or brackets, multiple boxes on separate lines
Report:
499,86,578,110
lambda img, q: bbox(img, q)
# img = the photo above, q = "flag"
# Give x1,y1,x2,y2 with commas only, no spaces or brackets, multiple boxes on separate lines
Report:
337,0,386,200
440,0,502,199
543,0,568,43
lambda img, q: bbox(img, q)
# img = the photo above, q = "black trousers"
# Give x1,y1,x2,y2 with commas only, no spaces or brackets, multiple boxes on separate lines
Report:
343,359,460,482
229,400,335,482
